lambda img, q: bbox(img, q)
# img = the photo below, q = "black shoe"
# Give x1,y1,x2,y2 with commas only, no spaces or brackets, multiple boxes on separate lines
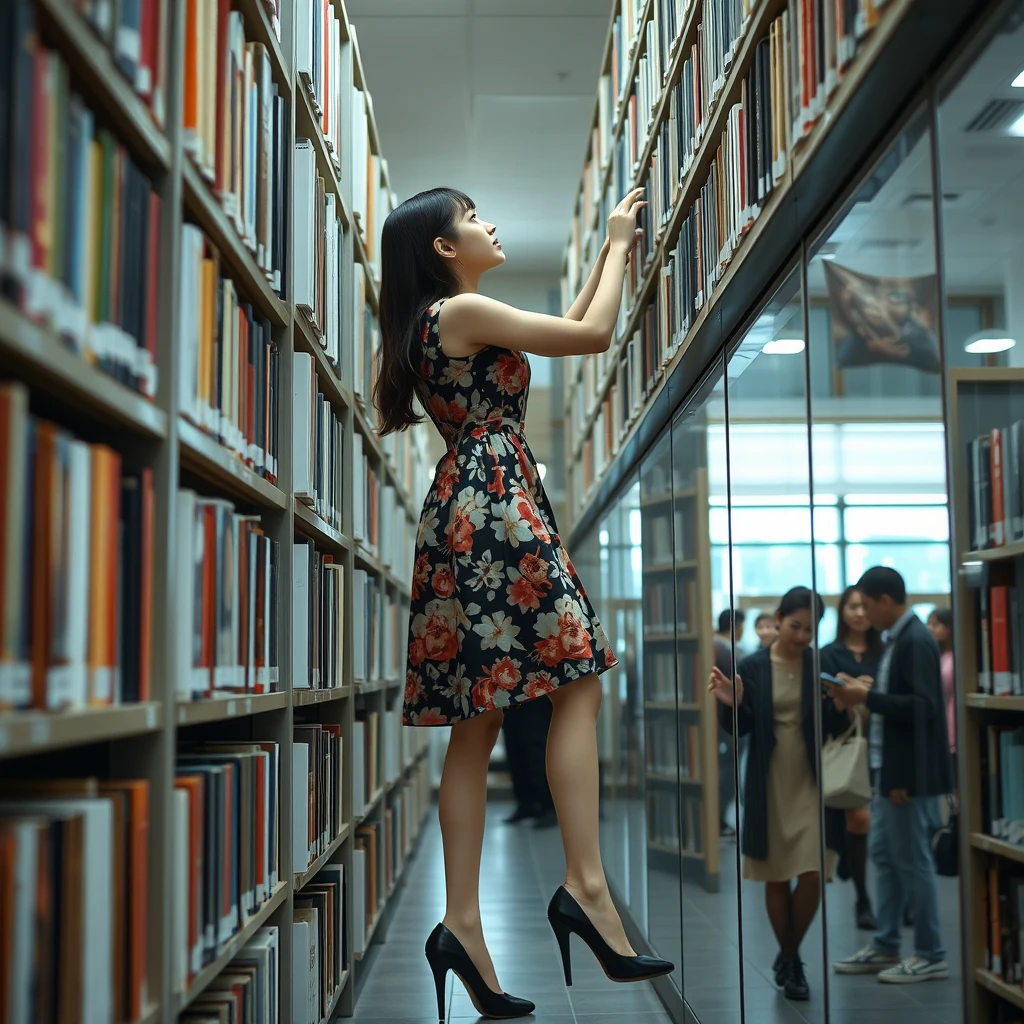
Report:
503,804,536,824
547,886,674,986
784,959,810,1000
772,952,790,988
533,809,558,830
837,854,850,881
856,898,877,931
425,924,535,1022
903,907,914,928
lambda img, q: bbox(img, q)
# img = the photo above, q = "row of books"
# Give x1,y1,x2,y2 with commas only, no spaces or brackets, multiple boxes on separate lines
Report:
1,6,160,396
353,436,413,565
647,790,706,853
292,542,346,692
977,580,1024,698
179,224,281,481
292,865,346,1024
984,865,1023,994
0,777,150,1024
646,718,701,778
292,724,343,872
352,821,380,954
296,0,346,172
352,711,380,818
645,648,705,704
352,570,405,684
967,424,1024,551
182,925,279,1024
352,263,380,407
66,0,171,127
293,351,345,532
349,78,392,275
182,0,288,294
174,491,281,700
981,725,1024,847
173,741,281,993
0,383,154,711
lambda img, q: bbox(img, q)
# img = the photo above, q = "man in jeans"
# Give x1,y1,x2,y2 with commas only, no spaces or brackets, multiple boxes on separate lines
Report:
824,566,953,983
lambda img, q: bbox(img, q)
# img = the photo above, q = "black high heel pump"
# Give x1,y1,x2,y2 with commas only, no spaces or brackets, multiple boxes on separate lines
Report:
547,886,674,985
424,924,536,1022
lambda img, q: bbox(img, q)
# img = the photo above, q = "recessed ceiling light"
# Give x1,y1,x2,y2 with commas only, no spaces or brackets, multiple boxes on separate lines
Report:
965,331,1016,354
762,338,805,355
820,252,837,260
1013,69,1024,87
1009,111,1024,136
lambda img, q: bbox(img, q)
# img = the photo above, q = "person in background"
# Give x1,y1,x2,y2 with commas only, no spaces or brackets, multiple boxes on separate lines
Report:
828,567,953,984
821,586,883,931
755,611,778,649
927,607,956,778
714,609,746,837
502,698,557,828
709,587,848,1002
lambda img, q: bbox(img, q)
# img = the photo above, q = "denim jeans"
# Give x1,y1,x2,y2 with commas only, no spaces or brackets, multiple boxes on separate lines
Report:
870,790,945,960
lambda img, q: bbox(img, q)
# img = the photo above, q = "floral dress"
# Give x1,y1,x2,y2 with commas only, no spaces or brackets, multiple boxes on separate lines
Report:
402,298,619,727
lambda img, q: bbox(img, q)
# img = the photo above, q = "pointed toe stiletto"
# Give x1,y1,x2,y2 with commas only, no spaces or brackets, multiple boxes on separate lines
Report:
424,924,536,1022
546,886,674,985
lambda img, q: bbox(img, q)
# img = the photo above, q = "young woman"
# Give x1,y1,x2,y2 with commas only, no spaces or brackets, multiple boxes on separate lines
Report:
821,586,882,931
373,186,672,1022
927,607,956,768
708,587,847,1002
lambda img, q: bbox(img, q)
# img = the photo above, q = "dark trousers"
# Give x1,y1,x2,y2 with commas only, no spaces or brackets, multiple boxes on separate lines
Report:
502,696,554,813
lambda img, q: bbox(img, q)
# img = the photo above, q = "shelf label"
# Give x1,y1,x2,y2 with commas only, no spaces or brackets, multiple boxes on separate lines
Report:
30,720,49,745
227,700,237,717
146,705,157,729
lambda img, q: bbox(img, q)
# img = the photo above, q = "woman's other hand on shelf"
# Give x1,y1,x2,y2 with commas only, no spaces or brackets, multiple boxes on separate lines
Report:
708,665,742,707
608,187,647,255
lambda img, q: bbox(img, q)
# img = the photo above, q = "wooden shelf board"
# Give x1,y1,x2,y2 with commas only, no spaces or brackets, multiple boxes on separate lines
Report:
293,686,352,706
182,159,288,327
974,969,1024,1012
970,833,1024,865
293,315,352,411
138,1001,162,1024
960,539,1024,565
646,772,701,786
355,903,386,960
36,0,171,169
237,0,291,96
295,829,346,891
642,562,676,574
177,882,290,1013
178,418,287,509
176,692,288,725
295,502,351,552
965,693,1024,711
356,786,384,824
319,978,344,1024
0,299,168,438
0,703,162,761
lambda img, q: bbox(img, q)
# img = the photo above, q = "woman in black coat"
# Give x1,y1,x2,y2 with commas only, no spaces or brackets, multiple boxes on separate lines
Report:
708,587,848,1002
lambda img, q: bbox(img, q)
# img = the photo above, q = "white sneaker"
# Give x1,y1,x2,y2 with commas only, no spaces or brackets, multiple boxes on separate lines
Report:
832,946,900,974
878,957,950,983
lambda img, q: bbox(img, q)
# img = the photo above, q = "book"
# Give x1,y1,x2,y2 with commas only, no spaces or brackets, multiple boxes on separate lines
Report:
182,925,279,1024
292,352,345,530
292,542,345,692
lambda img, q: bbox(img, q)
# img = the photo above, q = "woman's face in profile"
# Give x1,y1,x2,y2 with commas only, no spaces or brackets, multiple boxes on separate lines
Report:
777,609,814,651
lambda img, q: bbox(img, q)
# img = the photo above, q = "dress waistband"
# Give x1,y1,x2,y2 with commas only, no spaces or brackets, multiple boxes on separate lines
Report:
449,416,525,449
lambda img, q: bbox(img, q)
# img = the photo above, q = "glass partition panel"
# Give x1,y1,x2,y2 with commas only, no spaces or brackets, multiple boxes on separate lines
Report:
676,363,744,1020
723,266,828,1023
640,429,684,991
596,477,648,937
808,106,961,1021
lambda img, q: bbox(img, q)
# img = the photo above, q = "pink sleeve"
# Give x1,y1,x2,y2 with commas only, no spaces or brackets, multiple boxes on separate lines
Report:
941,651,956,753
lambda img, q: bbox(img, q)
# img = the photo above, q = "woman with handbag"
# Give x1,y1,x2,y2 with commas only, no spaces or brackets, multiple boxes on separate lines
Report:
821,586,882,930
708,587,848,1002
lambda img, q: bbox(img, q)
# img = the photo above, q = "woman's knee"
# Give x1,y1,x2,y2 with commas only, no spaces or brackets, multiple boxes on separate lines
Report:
846,806,870,834
451,708,504,750
549,674,602,717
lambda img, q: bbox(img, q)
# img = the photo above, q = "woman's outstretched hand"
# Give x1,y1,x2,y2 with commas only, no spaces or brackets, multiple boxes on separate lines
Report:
607,187,647,255
708,665,742,707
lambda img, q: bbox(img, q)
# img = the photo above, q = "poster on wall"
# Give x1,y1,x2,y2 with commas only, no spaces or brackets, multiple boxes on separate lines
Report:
823,262,941,373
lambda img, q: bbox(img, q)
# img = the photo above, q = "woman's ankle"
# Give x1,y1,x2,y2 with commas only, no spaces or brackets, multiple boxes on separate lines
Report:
442,912,483,937
564,875,611,905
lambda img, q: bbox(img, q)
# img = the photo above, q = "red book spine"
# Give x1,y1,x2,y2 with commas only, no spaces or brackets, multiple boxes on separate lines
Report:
139,468,154,702
991,427,1006,546
29,51,50,280
990,585,1012,696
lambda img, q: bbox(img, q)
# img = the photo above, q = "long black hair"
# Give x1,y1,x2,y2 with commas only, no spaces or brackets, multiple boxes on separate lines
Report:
777,586,825,622
835,584,883,659
372,187,475,436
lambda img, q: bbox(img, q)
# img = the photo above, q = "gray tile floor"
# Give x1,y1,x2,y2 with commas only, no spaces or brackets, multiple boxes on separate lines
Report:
350,802,965,1024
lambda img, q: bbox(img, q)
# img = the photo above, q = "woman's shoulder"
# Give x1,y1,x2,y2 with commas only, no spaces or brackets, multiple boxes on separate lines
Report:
738,645,771,675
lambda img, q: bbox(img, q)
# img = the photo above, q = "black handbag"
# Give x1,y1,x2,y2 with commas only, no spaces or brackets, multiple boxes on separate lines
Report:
931,795,959,877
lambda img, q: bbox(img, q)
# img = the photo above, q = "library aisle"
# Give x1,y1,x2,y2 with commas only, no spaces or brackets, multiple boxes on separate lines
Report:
352,804,671,1024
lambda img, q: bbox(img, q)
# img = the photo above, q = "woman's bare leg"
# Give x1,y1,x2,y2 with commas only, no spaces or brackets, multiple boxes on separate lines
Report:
439,709,504,992
546,674,636,956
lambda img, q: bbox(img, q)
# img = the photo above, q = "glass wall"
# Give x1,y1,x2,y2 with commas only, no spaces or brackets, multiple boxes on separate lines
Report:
578,5,1024,1012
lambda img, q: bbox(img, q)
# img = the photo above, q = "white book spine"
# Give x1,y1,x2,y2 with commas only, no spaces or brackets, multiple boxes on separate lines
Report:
292,741,310,871
291,921,310,1024
292,143,316,315
292,543,310,689
292,352,314,498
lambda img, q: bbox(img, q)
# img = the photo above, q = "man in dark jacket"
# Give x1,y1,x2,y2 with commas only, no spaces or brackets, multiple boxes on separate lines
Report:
825,566,953,984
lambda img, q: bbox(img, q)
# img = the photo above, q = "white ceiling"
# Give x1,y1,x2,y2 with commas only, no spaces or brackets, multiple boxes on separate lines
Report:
346,0,611,274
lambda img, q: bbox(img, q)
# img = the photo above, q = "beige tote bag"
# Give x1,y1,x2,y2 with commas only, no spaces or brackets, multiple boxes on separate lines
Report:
822,712,872,809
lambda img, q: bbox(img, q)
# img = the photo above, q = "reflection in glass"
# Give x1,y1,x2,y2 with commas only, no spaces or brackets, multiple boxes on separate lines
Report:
717,267,829,1021
809,105,960,1019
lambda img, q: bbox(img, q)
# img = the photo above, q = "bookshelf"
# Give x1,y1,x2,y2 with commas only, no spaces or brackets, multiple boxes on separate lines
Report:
561,0,918,526
949,367,1024,1022
0,2,432,1023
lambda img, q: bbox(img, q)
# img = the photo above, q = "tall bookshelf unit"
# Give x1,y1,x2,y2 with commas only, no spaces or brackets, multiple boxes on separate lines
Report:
0,1,431,1022
950,368,1024,1023
561,0,917,524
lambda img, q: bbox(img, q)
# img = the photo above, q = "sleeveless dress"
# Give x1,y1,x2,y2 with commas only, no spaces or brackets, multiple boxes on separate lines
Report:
402,298,619,727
